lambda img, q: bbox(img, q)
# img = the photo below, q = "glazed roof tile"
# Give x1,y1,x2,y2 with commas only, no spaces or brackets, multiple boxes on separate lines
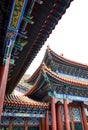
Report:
4,95,49,109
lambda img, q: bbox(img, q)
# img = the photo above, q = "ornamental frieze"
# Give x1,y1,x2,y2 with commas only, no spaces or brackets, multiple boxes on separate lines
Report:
10,0,24,28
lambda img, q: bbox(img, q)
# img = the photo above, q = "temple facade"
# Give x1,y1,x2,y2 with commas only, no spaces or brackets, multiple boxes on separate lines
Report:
25,47,88,130
1,47,88,130
1,0,87,130
0,0,73,121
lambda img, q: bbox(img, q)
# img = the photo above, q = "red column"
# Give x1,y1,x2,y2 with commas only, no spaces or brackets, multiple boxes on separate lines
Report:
63,99,70,130
25,118,29,130
0,58,10,120
45,110,49,130
81,105,88,130
51,97,57,130
8,117,13,130
40,118,45,130
57,104,63,130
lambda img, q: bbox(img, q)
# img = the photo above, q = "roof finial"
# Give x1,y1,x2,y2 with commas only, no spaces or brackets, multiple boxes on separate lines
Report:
60,53,64,57
47,45,50,52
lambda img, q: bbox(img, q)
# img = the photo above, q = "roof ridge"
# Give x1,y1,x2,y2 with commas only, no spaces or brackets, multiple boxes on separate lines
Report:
47,47,88,69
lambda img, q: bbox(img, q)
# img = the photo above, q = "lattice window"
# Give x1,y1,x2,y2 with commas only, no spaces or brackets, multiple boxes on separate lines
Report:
72,108,81,121
0,116,9,125
29,118,40,125
13,117,25,125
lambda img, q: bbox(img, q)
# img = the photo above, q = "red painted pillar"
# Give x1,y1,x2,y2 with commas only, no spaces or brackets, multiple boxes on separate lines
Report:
45,110,49,130
25,118,29,130
51,97,57,130
0,58,10,120
8,117,13,130
81,105,88,130
40,118,45,130
57,104,63,130
63,99,70,130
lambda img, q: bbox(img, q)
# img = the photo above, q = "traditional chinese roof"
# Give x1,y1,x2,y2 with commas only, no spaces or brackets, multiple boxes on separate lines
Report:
26,47,88,85
25,63,88,101
14,84,29,94
0,0,74,94
4,94,48,109
44,47,88,69
43,47,88,80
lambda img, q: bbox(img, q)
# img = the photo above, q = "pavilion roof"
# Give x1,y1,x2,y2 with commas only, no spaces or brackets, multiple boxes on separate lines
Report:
26,47,88,86
4,94,48,109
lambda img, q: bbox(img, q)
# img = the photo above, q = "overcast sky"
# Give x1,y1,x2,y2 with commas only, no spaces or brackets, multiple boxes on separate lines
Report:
26,0,88,75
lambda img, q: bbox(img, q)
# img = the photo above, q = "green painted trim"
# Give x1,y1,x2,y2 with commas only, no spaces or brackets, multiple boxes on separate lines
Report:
23,15,34,24
48,91,57,98
10,59,15,65
14,44,23,51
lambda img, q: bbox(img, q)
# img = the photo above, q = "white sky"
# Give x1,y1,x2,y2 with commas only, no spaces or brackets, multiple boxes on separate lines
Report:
26,0,88,75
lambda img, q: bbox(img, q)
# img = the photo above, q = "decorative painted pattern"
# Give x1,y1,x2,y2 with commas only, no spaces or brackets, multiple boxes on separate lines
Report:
0,117,41,126
2,112,45,118
48,91,88,102
13,117,25,125
10,0,24,28
0,117,9,125
29,118,40,125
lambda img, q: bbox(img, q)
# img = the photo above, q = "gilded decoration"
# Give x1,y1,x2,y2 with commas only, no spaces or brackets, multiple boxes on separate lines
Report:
6,32,16,39
10,0,24,27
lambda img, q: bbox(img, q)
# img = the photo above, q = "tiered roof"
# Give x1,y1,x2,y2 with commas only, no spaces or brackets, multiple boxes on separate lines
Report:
25,48,88,101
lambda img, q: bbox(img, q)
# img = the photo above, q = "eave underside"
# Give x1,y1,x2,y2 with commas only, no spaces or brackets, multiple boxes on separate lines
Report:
28,72,88,102
5,0,73,94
